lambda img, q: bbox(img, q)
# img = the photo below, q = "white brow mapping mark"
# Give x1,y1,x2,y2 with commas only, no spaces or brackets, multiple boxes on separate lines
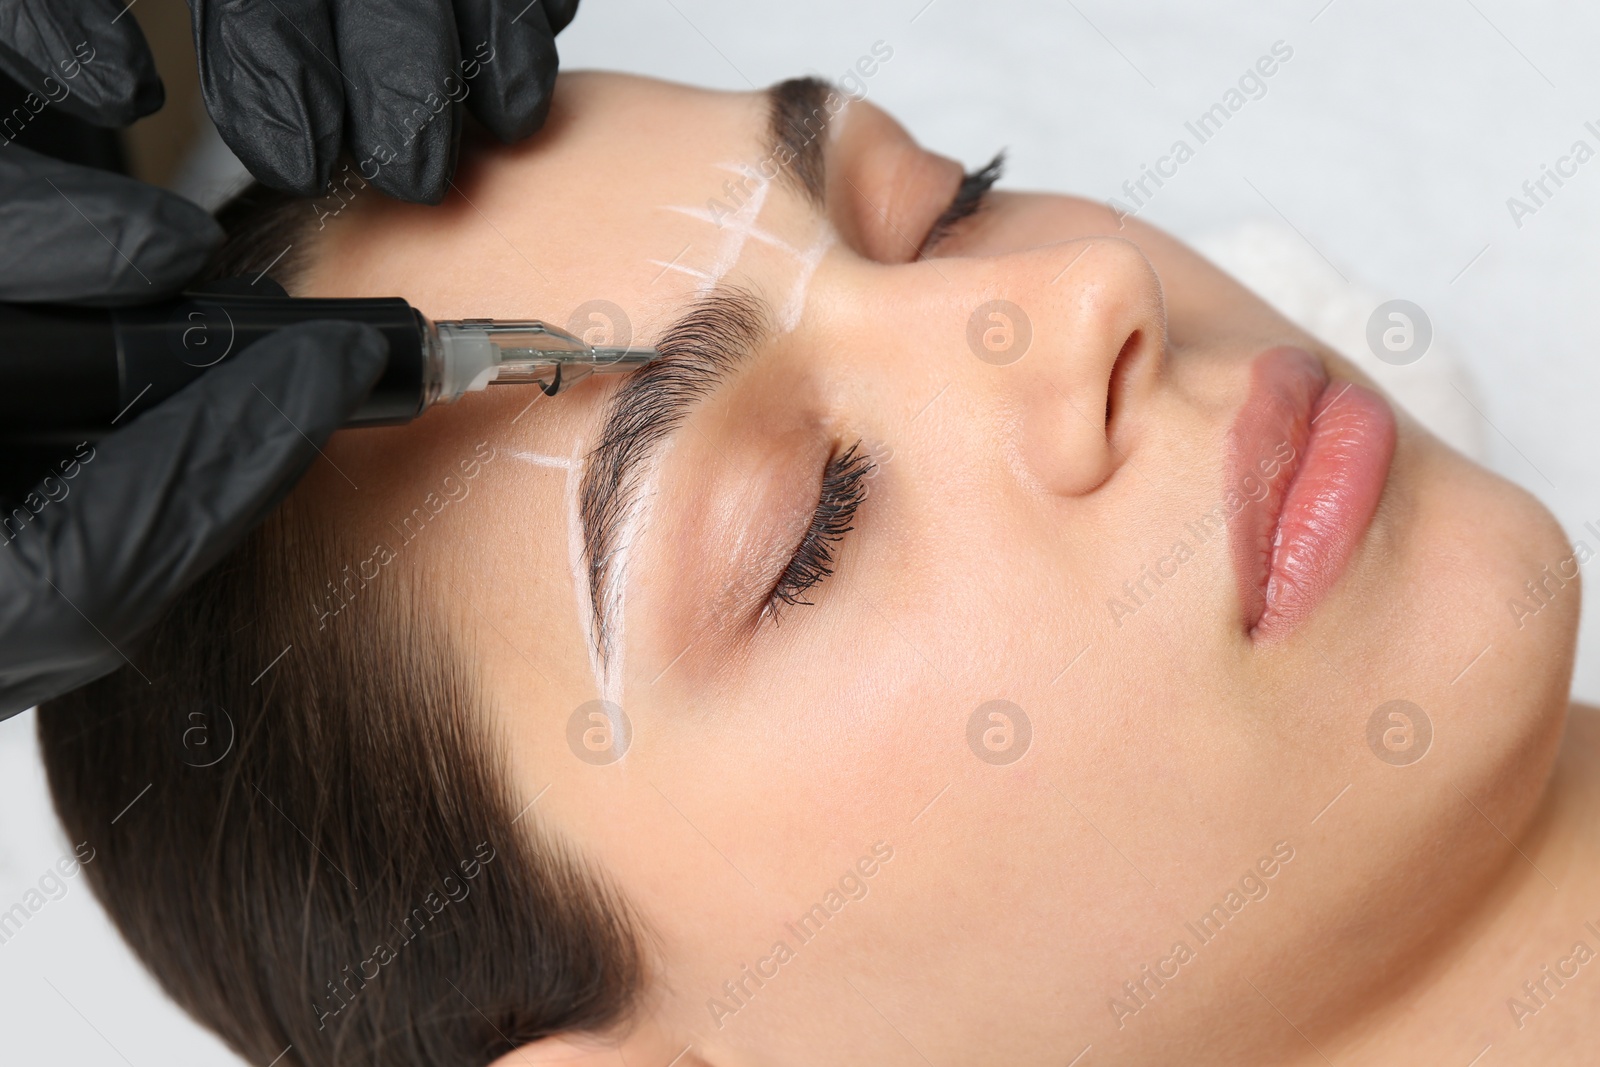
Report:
660,161,833,330
778,230,835,332
510,445,608,700
743,224,804,258
829,99,852,142
702,181,771,290
653,180,773,294
547,443,605,699
664,204,731,227
591,460,667,705
665,204,804,259
647,259,719,284
510,450,577,470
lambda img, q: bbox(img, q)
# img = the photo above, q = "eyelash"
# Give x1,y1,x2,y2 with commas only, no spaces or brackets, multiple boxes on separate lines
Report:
922,150,1006,251
765,441,875,618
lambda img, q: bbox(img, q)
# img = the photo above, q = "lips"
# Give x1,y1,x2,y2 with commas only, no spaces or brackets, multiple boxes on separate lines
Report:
1227,346,1396,639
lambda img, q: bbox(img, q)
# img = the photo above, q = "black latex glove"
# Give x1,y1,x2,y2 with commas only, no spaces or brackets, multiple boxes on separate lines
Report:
188,0,580,204
0,0,166,128
0,37,390,719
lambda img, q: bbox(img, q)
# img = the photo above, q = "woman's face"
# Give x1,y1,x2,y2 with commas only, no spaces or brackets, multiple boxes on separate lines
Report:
299,72,1576,1063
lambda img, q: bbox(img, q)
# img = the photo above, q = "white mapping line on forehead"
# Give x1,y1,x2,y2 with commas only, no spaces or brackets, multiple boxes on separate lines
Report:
509,450,578,470
660,164,833,332
779,230,835,333
647,258,719,286
649,178,772,294
665,204,807,260
830,97,852,142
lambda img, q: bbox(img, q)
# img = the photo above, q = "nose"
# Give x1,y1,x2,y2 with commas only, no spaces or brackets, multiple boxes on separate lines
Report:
936,238,1168,496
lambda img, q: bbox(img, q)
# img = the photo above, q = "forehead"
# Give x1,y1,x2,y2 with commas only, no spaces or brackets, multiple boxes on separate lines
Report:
301,72,773,331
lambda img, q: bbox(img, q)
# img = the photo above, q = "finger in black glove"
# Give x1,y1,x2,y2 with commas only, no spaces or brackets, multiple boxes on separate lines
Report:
0,145,223,304
0,0,165,127
0,320,389,720
187,0,580,204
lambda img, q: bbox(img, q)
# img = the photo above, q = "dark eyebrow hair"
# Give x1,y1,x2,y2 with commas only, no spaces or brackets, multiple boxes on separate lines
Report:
573,80,837,668
579,288,771,665
766,76,839,209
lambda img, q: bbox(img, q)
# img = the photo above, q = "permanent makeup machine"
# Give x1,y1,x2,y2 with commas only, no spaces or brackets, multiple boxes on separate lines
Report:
0,280,660,442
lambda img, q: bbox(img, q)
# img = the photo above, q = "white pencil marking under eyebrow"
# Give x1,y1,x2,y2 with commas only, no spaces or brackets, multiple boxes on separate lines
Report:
513,445,608,699
580,289,770,667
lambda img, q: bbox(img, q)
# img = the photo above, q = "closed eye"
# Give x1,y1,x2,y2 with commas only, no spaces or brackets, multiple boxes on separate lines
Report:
763,441,874,621
920,151,1005,253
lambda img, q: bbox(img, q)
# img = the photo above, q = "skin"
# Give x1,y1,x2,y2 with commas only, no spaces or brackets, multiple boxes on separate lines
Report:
290,72,1597,1065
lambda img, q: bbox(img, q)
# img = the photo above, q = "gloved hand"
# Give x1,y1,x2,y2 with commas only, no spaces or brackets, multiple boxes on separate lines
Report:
188,0,580,204
0,13,391,721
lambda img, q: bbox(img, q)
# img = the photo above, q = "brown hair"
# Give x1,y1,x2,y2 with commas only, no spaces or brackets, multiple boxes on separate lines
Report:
36,184,646,1066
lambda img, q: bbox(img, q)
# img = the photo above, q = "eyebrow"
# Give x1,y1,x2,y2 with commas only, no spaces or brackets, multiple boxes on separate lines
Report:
579,288,771,664
575,80,842,666
766,76,838,209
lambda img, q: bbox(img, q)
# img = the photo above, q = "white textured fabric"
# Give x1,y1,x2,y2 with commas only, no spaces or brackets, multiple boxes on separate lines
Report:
1196,221,1489,464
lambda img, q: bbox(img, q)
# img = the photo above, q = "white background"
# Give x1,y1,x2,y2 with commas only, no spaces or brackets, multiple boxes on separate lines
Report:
5,0,1600,1061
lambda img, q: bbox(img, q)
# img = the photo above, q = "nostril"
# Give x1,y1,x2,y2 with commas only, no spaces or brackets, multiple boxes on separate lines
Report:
1105,329,1143,431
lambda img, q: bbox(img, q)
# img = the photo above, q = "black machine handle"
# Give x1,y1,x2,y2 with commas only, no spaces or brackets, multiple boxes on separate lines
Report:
0,283,427,444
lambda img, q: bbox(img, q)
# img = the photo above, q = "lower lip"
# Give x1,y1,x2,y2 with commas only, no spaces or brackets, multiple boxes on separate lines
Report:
1228,347,1396,640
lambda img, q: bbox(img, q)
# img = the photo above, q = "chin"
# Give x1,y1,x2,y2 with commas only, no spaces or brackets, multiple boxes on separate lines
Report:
1440,428,1573,753
1379,410,1574,789
1267,414,1578,1030
1413,425,1573,824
